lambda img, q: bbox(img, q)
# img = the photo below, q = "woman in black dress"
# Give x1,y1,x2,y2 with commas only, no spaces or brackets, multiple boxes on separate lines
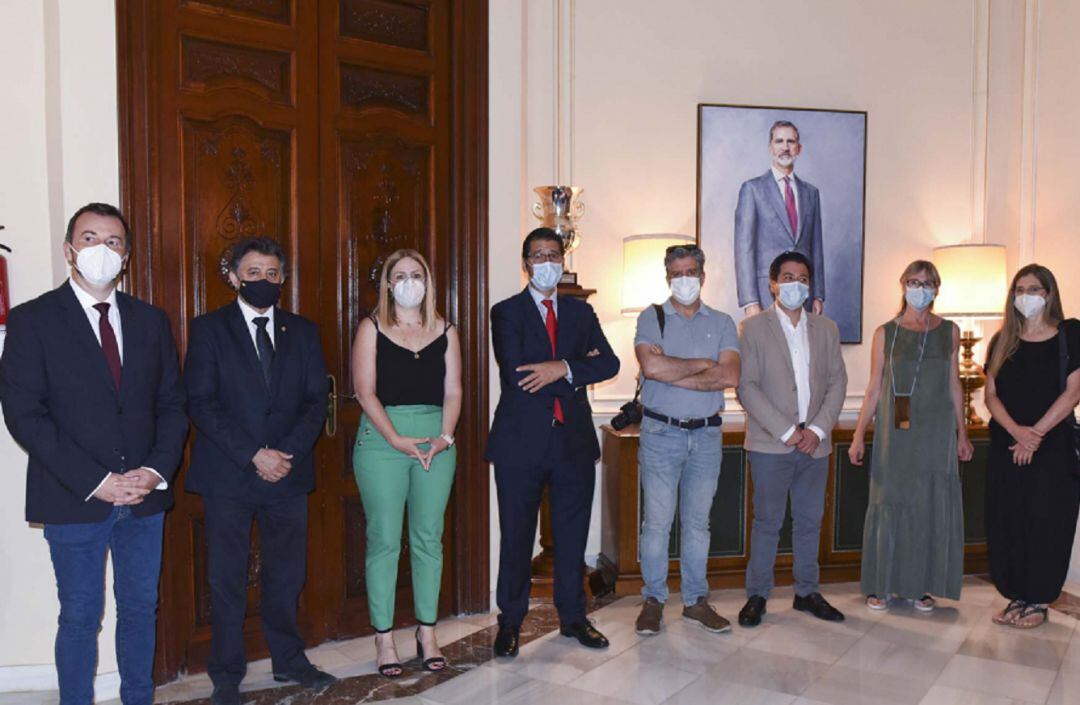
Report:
984,264,1080,628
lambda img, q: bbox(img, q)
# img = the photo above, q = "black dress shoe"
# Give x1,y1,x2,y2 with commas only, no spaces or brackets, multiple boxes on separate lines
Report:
272,664,338,690
559,621,609,649
793,592,845,622
738,595,767,627
210,685,240,705
493,626,520,658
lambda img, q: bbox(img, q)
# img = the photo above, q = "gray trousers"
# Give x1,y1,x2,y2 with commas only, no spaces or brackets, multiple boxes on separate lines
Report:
746,450,828,599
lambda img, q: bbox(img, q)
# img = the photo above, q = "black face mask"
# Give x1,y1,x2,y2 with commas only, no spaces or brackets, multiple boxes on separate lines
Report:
238,279,282,309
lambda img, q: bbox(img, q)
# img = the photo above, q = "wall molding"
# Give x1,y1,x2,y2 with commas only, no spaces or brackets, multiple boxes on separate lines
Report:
969,0,991,243
0,666,120,700
1018,0,1040,263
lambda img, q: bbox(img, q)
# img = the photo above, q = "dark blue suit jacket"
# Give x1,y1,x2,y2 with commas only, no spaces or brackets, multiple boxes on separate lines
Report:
183,301,328,500
485,288,619,465
0,283,188,524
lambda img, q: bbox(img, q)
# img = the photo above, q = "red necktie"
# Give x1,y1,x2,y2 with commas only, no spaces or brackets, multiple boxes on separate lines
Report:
783,176,798,237
542,300,564,424
93,302,122,391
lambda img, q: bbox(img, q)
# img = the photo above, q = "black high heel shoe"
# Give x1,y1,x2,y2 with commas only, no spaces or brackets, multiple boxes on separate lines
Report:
415,626,448,671
374,631,403,679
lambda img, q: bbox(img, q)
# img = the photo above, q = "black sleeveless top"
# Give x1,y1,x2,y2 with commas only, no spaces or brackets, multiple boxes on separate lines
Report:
374,318,449,407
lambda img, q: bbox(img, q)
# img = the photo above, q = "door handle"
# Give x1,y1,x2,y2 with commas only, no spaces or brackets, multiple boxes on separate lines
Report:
326,374,338,437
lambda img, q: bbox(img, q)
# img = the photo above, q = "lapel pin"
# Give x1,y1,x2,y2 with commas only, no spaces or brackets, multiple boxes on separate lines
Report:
281,326,286,332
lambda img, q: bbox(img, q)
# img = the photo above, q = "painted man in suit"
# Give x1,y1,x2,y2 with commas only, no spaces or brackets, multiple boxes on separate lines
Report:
183,237,333,705
0,203,188,705
734,120,826,316
736,251,847,627
487,227,620,658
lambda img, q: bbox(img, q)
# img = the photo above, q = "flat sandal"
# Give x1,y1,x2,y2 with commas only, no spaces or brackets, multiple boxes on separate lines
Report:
1011,603,1048,629
992,599,1025,625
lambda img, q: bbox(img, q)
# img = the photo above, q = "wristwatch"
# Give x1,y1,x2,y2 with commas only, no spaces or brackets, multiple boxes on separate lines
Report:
440,433,455,447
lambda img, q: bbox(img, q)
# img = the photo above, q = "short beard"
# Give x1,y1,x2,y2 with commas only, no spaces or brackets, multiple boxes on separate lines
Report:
776,154,795,168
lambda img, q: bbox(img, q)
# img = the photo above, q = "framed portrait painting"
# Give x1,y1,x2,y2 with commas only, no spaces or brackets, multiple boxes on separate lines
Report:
697,104,867,343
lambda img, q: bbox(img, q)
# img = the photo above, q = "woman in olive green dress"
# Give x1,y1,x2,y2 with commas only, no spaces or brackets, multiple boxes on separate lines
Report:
849,260,974,611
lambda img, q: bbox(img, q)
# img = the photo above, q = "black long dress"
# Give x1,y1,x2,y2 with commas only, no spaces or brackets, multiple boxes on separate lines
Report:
986,319,1080,604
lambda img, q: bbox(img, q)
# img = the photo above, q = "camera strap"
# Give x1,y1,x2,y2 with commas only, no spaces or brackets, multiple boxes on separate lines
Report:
632,304,667,403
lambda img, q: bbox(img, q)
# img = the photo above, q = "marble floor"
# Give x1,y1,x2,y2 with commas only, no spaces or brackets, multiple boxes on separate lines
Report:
4,577,1080,705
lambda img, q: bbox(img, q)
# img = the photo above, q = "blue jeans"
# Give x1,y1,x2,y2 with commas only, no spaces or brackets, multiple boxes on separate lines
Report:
638,417,723,605
44,507,165,705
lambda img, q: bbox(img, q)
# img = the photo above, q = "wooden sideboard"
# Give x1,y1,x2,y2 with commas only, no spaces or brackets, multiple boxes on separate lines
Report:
597,422,991,596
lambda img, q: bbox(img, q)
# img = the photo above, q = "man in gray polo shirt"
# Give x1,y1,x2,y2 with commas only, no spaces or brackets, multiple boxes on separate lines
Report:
633,244,741,635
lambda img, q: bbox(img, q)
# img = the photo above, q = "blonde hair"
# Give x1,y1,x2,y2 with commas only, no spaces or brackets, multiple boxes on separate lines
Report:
896,259,942,317
375,249,439,332
987,263,1064,378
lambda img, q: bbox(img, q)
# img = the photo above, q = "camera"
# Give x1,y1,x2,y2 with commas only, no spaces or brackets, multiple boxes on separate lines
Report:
610,399,643,431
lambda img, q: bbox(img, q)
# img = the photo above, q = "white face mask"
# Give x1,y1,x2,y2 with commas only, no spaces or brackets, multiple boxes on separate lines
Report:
1014,293,1047,319
670,276,701,306
904,286,935,311
530,261,563,291
392,278,425,309
777,281,810,310
70,243,124,287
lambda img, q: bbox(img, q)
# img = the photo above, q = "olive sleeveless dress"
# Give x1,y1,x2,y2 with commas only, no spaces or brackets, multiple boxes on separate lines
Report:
860,320,964,600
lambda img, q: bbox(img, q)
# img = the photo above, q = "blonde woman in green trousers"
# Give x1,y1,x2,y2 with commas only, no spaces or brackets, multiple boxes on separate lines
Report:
351,249,461,678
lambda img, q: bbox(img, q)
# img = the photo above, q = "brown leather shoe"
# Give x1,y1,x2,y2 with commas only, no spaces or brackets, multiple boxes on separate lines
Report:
635,597,663,635
682,597,731,633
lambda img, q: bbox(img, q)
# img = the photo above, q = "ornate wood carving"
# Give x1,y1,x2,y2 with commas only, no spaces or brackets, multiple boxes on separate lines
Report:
181,35,292,103
182,0,292,24
339,0,429,51
183,116,291,315
340,64,429,117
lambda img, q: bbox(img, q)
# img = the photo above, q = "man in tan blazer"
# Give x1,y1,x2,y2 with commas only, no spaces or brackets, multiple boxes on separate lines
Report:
736,251,847,627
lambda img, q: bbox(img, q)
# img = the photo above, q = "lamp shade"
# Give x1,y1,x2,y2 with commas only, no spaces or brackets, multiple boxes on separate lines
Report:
932,244,1007,318
621,234,694,315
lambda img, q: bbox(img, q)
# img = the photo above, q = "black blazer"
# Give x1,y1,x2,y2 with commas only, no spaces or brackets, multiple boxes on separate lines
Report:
0,283,188,524
485,288,620,466
184,301,328,500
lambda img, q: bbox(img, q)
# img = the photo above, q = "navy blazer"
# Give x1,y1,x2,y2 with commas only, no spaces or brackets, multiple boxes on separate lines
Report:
486,288,620,465
184,301,328,500
0,283,188,524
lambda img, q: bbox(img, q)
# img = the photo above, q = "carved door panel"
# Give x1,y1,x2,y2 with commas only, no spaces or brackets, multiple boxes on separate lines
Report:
119,0,489,682
315,0,455,637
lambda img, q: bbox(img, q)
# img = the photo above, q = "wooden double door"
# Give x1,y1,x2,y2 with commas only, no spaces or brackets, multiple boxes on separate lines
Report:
117,0,488,681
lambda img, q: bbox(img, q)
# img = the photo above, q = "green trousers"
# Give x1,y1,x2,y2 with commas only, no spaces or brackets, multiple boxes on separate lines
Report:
352,405,456,630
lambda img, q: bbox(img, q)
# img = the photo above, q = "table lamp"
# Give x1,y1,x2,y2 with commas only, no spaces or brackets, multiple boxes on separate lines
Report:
932,244,1007,425
621,234,694,315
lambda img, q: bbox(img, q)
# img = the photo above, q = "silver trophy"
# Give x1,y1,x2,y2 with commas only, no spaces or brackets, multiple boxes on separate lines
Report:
532,186,584,285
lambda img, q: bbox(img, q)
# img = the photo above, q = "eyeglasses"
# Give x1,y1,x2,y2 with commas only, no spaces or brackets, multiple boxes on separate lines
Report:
1014,285,1047,296
526,251,564,264
904,278,936,289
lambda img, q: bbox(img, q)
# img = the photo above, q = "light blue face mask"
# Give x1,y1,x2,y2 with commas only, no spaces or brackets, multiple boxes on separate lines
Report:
777,281,810,310
904,286,936,311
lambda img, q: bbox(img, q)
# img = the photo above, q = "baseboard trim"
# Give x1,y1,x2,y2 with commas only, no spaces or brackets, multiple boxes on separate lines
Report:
0,665,120,700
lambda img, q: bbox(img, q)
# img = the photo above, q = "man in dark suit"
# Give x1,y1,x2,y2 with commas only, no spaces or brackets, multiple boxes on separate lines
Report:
487,227,620,657
734,120,826,316
0,203,187,705
183,237,333,705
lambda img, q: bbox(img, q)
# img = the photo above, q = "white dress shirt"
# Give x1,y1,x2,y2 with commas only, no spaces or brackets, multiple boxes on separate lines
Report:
771,166,800,234
775,305,826,443
70,279,167,498
237,296,276,353
527,285,573,384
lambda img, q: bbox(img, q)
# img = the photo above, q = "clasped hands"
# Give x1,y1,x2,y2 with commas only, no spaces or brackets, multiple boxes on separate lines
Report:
785,427,821,455
1009,425,1044,467
390,435,450,471
516,348,600,394
253,447,294,483
93,467,161,506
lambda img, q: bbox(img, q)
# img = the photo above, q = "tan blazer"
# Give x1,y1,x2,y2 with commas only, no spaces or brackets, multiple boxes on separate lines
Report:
737,307,847,459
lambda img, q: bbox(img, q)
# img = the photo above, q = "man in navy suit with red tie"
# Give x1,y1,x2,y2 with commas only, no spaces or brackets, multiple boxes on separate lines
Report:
487,227,620,657
0,203,188,705
183,237,333,705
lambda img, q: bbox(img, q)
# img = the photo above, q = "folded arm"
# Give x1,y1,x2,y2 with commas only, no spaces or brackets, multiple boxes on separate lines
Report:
672,349,740,391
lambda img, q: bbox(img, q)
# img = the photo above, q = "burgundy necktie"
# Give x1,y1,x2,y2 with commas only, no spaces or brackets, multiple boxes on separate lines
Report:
542,300,564,424
93,302,122,390
783,176,798,237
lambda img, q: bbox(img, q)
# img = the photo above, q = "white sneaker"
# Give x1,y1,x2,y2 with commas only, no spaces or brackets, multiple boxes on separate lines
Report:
914,595,936,613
